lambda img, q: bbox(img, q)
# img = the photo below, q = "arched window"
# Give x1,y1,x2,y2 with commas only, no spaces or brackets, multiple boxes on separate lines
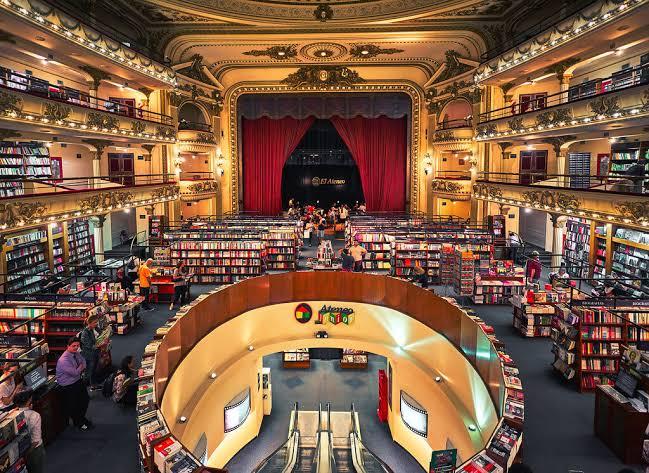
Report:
178,103,210,131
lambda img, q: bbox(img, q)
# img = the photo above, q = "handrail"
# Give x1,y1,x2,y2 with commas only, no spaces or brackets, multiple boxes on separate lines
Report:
178,120,213,132
479,0,599,61
476,171,648,194
349,403,392,473
252,403,300,473
436,118,473,130
0,69,173,125
479,63,649,122
434,171,473,180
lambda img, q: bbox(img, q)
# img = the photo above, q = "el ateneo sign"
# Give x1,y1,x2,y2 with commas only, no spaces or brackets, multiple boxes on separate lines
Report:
311,176,346,186
294,303,355,325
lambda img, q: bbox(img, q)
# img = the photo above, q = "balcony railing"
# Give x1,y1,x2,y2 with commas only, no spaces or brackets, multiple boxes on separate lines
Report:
436,118,473,130
0,173,176,200
0,69,173,125
479,0,598,61
479,63,649,123
179,171,214,181
476,171,649,195
434,171,473,180
178,120,212,132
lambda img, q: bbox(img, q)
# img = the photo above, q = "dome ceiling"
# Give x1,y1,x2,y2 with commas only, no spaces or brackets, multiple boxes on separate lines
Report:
121,0,523,25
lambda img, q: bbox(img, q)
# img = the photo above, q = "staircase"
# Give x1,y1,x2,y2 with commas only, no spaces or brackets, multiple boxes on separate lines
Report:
520,243,552,266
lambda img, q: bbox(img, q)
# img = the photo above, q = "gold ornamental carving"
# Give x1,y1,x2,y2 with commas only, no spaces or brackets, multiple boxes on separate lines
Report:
78,191,134,212
281,66,364,88
431,180,464,193
615,201,649,221
0,201,47,228
43,103,71,122
473,184,502,199
152,186,180,200
522,190,580,212
0,92,23,115
186,181,219,194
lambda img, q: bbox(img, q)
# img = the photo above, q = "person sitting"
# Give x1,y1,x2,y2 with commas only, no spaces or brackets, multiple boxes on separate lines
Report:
0,361,22,412
549,264,570,286
112,356,138,406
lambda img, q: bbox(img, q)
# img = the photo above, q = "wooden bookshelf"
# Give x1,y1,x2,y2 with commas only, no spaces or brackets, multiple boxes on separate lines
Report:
563,218,591,279
2,227,50,294
66,218,94,268
452,249,475,296
340,349,368,369
0,141,51,198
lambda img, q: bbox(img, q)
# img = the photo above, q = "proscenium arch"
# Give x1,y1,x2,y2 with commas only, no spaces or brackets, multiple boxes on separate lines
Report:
153,272,509,471
222,82,425,213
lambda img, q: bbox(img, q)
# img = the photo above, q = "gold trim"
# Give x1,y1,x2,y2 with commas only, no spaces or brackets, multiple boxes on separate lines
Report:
226,82,423,213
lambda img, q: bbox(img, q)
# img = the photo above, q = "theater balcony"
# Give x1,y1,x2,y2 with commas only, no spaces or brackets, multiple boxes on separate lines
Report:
429,172,473,202
179,172,219,203
475,0,649,85
476,64,649,142
472,172,649,229
432,119,475,150
0,0,175,88
0,174,179,233
0,71,176,143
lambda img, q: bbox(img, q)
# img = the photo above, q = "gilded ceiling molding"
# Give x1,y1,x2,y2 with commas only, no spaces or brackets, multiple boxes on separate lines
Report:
349,44,404,59
242,45,298,60
175,54,212,83
440,0,514,17
78,65,111,88
433,50,474,84
281,66,365,88
299,43,348,61
226,82,423,214
314,4,334,22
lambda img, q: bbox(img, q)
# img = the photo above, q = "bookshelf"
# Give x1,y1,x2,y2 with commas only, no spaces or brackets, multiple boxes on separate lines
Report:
50,222,65,276
0,142,51,198
592,224,608,280
340,349,368,369
44,302,93,366
452,249,475,296
264,228,298,270
393,241,427,279
67,218,94,268
169,236,264,285
3,228,50,294
551,304,578,381
488,215,506,246
283,348,310,368
149,215,167,246
563,218,591,279
353,230,393,273
609,141,649,179
574,306,623,392
473,272,525,305
610,228,649,297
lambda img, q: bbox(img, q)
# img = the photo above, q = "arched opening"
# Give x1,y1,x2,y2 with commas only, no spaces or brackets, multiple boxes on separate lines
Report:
178,102,211,131
281,119,365,209
438,99,473,130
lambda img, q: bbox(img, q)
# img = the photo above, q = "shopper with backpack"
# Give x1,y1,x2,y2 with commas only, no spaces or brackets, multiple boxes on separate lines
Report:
106,355,137,406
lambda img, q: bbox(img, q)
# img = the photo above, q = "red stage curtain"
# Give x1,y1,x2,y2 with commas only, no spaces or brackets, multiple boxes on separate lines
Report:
242,116,315,215
330,116,407,212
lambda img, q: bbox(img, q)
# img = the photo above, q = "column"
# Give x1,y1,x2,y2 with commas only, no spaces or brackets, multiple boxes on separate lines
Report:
92,214,106,263
550,213,567,270
560,74,572,104
84,140,110,188
556,150,569,188
88,82,97,109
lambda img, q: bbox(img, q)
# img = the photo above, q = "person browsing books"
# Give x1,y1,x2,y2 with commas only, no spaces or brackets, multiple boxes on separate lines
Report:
138,258,155,311
340,248,355,272
13,389,44,473
79,313,101,389
525,251,542,285
169,261,187,311
349,240,367,272
0,361,23,412
112,355,138,406
55,337,93,431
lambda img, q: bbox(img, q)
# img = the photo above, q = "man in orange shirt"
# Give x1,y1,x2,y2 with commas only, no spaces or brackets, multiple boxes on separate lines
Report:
138,258,154,311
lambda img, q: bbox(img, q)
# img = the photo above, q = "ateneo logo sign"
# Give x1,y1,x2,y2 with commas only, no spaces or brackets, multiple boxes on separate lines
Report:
317,304,354,325
294,303,313,323
311,176,345,186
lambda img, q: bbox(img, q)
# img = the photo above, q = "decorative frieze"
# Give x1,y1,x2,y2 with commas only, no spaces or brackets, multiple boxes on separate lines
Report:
281,66,364,88
0,92,22,114
522,190,580,212
473,183,502,199
615,201,649,221
86,112,119,131
78,191,134,213
0,201,47,228
589,96,622,117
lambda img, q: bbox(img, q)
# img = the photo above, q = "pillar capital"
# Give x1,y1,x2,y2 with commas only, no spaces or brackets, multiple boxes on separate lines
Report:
549,213,567,228
92,214,107,227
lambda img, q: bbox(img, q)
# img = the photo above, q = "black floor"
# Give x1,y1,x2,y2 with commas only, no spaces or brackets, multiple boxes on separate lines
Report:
45,236,632,473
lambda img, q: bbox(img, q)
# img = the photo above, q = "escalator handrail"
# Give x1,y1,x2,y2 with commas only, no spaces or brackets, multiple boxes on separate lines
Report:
327,403,336,473
349,403,393,473
252,403,300,472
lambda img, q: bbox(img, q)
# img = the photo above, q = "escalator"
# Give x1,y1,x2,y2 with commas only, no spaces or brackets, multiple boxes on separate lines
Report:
294,447,316,472
348,404,393,473
253,403,301,473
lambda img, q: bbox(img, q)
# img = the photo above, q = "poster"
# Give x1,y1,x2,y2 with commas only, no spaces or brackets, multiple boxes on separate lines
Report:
430,448,457,473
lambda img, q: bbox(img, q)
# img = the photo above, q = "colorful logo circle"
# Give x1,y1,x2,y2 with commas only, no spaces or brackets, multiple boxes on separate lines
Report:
294,303,313,324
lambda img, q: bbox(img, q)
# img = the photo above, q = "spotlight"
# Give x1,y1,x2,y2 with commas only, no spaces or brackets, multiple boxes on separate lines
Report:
248,345,254,351
315,330,328,338
468,424,477,432
210,372,217,379
435,376,442,383
179,416,187,423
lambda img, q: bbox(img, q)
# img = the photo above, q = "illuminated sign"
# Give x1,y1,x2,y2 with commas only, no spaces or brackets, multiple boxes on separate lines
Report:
311,176,346,186
316,304,354,325
294,303,313,323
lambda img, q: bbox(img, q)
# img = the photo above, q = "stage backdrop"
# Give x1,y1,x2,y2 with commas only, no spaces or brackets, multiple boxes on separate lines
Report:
240,93,410,215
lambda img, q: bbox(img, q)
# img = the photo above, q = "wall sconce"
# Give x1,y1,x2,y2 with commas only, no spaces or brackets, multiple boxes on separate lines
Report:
173,154,185,176
217,154,225,167
423,153,433,176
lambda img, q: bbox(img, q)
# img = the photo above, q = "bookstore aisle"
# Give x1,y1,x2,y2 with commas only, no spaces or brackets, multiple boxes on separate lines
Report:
473,304,627,473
